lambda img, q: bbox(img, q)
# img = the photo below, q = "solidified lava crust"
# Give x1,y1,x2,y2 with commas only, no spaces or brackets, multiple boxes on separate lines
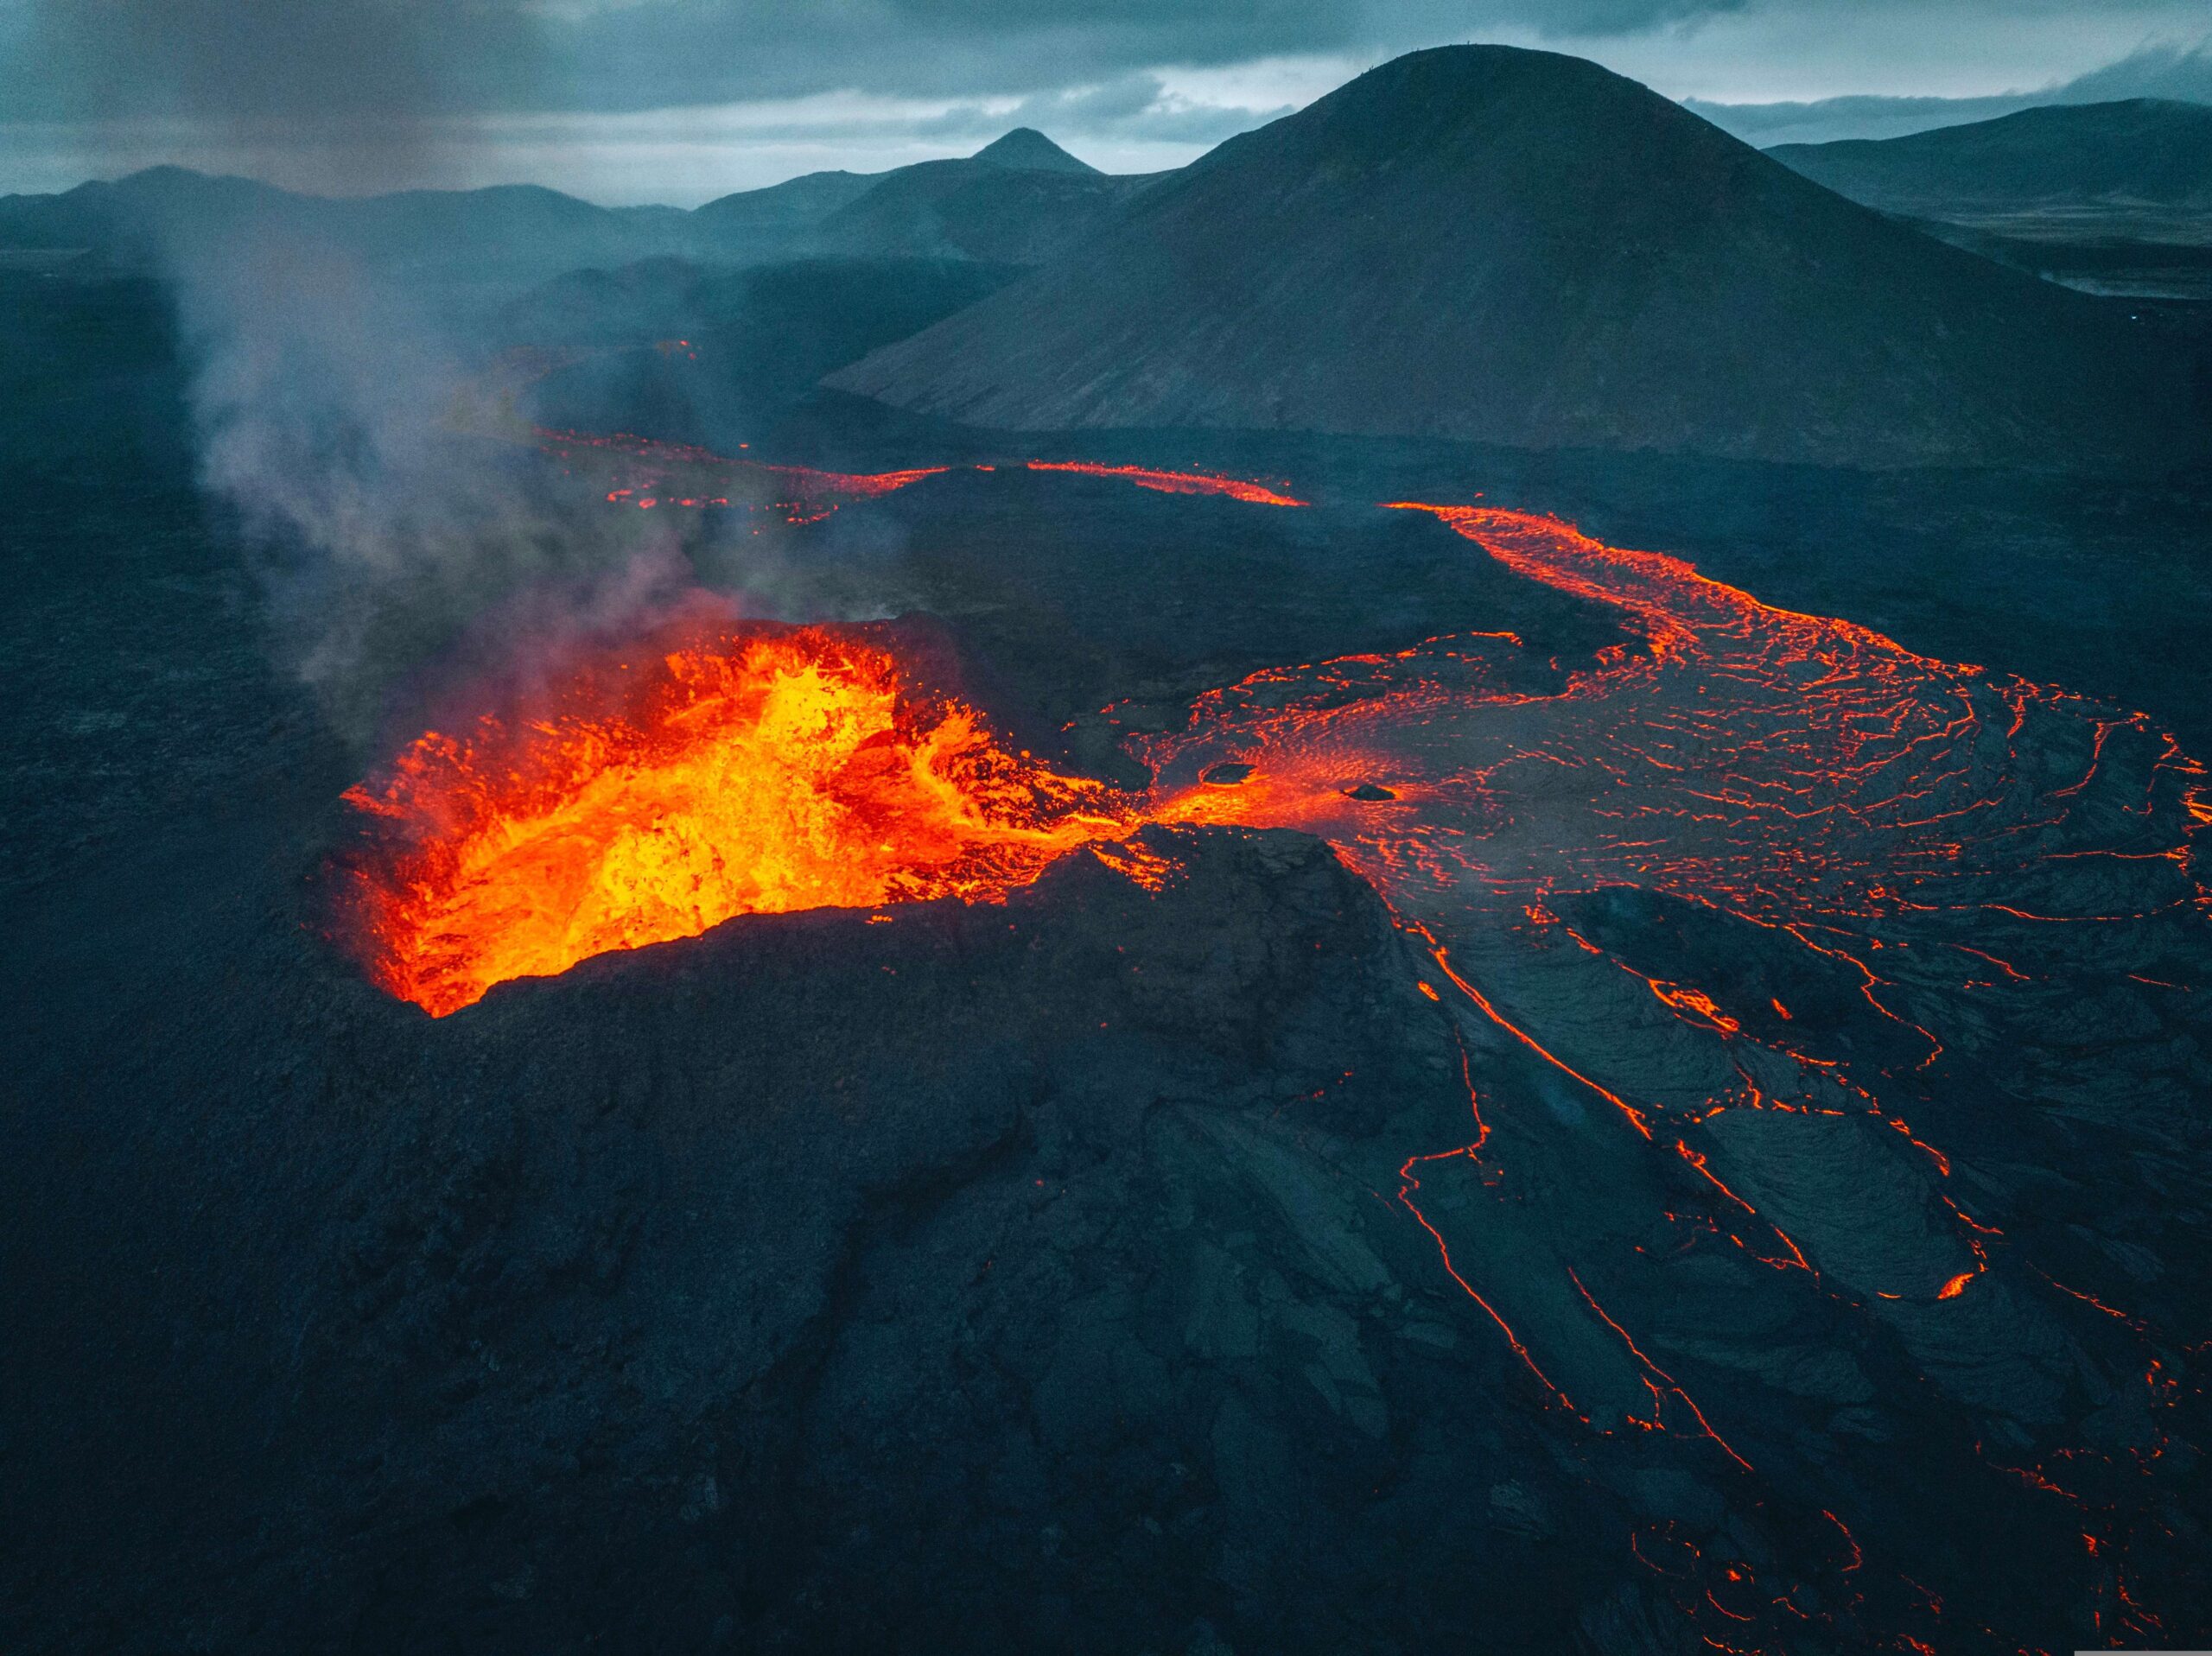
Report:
337,448,2212,1651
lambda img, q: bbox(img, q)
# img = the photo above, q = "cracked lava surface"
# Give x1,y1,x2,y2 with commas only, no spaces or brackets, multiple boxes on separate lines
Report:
342,448,2210,1651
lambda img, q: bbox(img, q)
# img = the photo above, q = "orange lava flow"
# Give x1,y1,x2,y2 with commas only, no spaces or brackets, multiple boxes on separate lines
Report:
342,624,1135,1016
1023,460,1306,506
535,427,949,522
1141,501,2206,1034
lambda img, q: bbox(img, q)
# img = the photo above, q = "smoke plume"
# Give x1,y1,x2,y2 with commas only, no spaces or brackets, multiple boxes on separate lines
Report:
49,0,720,745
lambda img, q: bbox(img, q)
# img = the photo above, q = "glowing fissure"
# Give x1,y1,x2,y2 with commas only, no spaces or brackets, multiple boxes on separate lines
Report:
1136,502,2203,1117
344,466,2206,1126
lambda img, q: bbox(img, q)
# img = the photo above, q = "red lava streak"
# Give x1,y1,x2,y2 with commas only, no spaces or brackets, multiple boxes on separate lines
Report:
1023,459,1306,505
1141,502,2203,1148
536,427,950,522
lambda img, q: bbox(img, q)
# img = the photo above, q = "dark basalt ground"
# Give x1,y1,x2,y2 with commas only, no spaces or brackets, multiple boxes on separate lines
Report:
0,422,1635,1652
0,466,1617,1648
14,810,1527,1652
5,269,2212,1652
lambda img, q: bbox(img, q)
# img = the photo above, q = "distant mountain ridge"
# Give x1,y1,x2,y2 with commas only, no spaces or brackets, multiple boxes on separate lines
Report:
0,165,696,284
687,170,880,242
968,129,1100,174
0,129,1122,282
1769,99,2212,212
828,46,2202,474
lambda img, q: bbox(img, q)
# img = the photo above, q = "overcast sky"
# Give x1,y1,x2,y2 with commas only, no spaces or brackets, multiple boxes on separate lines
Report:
1,0,2207,203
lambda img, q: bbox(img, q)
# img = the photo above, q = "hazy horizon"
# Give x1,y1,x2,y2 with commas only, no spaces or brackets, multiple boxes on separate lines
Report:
1,1,2206,206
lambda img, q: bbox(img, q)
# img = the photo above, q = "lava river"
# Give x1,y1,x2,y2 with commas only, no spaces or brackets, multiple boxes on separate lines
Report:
1134,498,2210,1652
342,454,2211,1650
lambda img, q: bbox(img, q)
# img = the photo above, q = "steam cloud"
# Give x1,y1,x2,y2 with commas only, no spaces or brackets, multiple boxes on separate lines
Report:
159,213,696,743
45,0,753,746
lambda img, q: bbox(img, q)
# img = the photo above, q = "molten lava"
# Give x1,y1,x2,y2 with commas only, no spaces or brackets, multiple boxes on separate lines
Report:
1023,460,1306,506
341,452,2211,1646
536,427,950,522
344,625,1133,1016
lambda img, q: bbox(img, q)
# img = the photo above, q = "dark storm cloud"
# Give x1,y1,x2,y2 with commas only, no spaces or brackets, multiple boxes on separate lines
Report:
442,0,1353,112
0,0,1332,119
2061,35,2212,101
7,0,2205,197
11,0,550,121
1,0,1769,124
1378,0,1751,37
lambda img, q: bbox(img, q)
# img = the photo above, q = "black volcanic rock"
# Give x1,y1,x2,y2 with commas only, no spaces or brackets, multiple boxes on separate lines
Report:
1770,98,2212,213
0,815,1581,1651
827,46,2204,473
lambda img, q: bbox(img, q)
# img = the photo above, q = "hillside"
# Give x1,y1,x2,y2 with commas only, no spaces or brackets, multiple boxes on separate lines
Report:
502,254,1019,442
0,128,1128,288
0,166,692,284
683,169,879,254
827,48,2203,473
1768,99,2212,212
812,128,1153,263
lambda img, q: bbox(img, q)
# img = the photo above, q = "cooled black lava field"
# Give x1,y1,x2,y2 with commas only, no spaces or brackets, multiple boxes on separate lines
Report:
7,302,2212,1649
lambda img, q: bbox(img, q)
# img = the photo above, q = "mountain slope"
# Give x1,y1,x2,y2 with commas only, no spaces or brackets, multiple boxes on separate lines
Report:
814,129,1147,263
501,254,1020,443
0,167,292,257
827,48,2203,473
970,127,1100,174
0,167,691,282
674,169,879,255
1769,99,2212,212
0,128,1126,282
